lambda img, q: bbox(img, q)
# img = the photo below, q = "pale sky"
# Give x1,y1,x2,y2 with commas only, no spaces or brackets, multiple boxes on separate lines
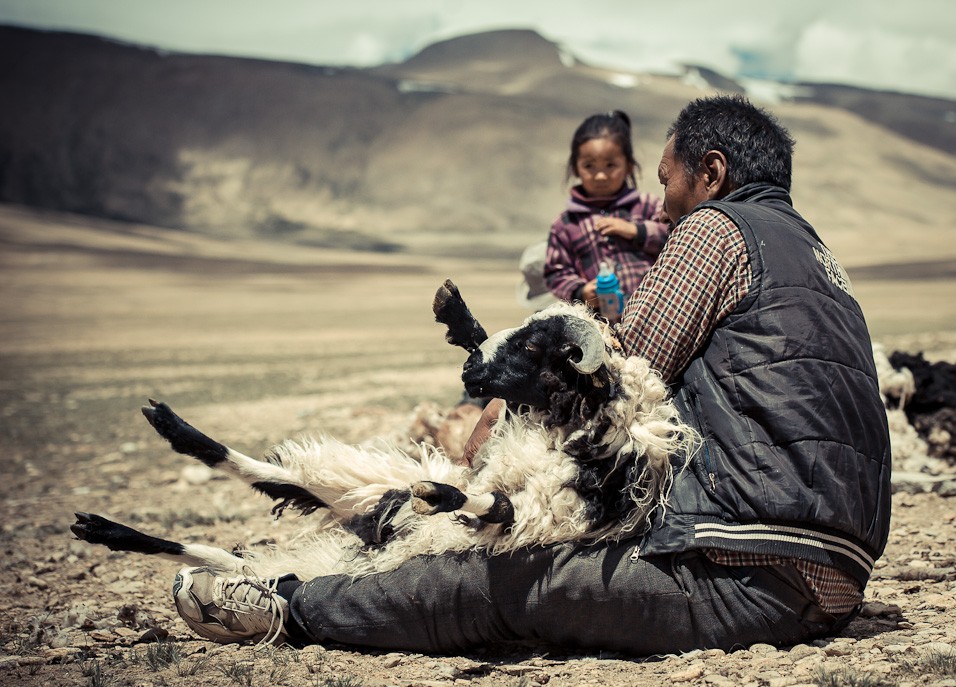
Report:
1,0,954,99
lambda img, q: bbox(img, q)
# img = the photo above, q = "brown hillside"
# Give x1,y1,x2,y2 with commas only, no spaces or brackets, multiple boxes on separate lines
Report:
0,25,954,266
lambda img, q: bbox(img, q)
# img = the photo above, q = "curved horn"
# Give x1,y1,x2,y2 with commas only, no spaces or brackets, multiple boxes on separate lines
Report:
564,316,606,375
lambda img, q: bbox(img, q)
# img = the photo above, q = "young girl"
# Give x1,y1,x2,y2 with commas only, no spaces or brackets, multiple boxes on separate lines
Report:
544,110,670,309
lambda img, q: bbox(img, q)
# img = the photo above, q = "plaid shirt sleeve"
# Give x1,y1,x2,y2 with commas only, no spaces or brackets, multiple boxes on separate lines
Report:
618,208,751,383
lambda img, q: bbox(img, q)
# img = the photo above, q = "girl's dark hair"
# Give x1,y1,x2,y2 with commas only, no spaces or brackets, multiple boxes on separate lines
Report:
566,110,639,187
666,94,795,191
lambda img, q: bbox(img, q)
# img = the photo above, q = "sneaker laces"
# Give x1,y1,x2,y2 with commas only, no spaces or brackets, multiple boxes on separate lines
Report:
218,566,288,647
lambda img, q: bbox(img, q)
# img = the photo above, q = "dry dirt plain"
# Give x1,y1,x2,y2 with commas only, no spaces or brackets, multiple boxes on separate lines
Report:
1,204,956,687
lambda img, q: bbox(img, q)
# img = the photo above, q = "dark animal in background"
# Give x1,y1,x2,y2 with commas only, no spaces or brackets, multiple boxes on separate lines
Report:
888,351,956,461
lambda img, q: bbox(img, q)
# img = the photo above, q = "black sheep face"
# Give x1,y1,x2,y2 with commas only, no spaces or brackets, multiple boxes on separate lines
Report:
461,315,602,411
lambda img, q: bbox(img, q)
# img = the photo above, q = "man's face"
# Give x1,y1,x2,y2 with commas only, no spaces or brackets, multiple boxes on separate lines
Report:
657,135,708,227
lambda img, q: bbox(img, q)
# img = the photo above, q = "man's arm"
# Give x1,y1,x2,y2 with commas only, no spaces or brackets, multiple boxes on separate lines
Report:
618,208,751,383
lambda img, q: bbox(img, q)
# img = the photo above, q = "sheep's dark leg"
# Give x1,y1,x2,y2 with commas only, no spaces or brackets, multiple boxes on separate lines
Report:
142,399,228,467
142,399,327,516
433,280,489,352
345,489,412,546
411,482,514,525
411,481,467,514
71,512,244,571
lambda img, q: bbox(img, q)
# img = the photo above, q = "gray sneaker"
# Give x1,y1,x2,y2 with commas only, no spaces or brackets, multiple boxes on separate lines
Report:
173,567,289,645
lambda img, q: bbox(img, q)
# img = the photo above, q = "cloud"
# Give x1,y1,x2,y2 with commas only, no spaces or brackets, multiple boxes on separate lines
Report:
0,0,953,98
795,21,956,96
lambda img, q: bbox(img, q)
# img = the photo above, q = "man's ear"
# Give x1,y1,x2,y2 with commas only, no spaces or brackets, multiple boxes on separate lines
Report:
701,150,731,200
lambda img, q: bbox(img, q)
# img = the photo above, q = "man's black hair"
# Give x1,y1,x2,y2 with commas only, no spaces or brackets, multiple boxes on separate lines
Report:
666,94,795,191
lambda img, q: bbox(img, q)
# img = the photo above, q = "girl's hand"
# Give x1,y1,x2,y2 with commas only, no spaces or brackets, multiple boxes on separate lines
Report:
594,216,637,239
580,280,599,308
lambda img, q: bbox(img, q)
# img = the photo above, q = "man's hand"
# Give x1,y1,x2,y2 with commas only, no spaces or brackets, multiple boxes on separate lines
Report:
461,398,506,466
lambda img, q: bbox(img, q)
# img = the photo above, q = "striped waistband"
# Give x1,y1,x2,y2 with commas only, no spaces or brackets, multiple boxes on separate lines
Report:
693,520,876,584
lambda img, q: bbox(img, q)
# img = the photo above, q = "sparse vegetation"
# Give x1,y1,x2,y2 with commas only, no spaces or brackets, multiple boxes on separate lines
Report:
176,654,211,677
81,660,109,687
264,644,302,665
908,645,956,677
4,613,54,656
814,666,893,687
141,640,182,671
316,677,365,687
219,660,255,686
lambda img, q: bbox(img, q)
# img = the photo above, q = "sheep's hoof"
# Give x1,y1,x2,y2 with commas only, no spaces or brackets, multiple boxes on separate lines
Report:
140,398,228,467
411,497,435,516
411,481,467,515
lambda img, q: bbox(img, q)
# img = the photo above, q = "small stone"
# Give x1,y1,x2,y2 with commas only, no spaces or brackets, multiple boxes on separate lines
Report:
750,643,778,654
920,594,951,611
138,628,169,643
180,464,214,485
48,630,73,649
788,644,820,660
702,675,736,687
859,600,903,617
434,662,458,679
823,644,852,657
107,580,142,594
938,480,956,497
881,643,911,654
26,576,49,590
767,679,798,687
0,655,45,669
382,654,403,668
668,664,705,681
41,647,77,662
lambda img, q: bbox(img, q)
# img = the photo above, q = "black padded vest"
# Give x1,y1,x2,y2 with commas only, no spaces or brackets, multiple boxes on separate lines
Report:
639,183,892,586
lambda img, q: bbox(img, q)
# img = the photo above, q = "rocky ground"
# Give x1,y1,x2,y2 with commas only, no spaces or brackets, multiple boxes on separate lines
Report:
1,207,955,686
2,471,956,687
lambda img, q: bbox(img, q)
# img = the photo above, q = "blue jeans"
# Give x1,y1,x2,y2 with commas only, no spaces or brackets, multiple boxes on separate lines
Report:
287,542,855,655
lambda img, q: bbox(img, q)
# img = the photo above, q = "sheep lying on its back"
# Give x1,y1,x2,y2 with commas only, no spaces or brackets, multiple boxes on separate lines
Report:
72,280,695,581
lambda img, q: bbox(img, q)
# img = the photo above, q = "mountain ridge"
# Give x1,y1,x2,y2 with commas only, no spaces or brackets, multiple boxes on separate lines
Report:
0,25,953,263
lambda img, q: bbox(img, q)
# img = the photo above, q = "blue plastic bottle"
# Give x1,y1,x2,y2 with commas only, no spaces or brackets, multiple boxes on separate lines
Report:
595,261,624,323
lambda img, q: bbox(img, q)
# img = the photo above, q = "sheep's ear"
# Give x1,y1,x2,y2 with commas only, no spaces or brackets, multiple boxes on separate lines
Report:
433,279,488,352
